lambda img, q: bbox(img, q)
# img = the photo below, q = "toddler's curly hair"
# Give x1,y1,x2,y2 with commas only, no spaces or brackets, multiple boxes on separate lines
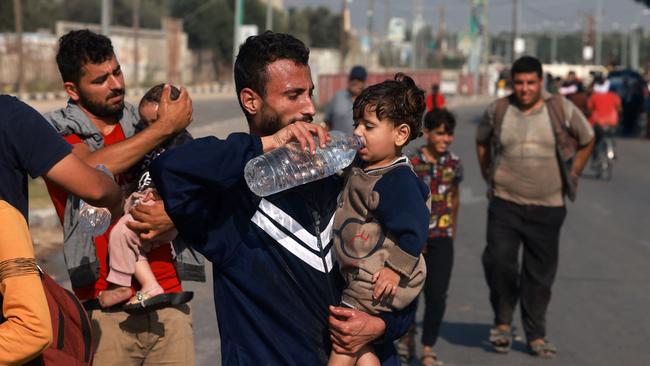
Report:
352,73,426,142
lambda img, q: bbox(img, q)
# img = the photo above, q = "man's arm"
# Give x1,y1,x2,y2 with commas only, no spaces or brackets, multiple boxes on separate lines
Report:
44,153,123,218
476,108,494,182
565,99,596,182
72,85,193,175
126,201,174,241
476,143,490,182
571,138,595,181
328,307,386,354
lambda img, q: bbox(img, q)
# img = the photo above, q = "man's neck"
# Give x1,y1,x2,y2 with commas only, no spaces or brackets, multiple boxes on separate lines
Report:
78,104,119,135
515,97,544,116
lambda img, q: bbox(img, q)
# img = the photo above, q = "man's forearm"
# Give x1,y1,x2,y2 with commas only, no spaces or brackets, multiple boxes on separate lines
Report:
476,143,490,181
77,126,173,174
573,138,595,176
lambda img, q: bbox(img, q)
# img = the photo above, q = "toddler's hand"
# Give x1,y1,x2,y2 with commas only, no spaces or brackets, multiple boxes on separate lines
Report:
372,267,400,301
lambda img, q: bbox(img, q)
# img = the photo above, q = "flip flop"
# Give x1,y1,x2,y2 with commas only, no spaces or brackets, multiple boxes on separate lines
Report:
527,340,557,358
123,291,194,315
489,327,512,354
420,349,444,366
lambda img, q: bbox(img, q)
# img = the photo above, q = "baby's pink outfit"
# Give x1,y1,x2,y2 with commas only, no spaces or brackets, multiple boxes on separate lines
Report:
106,188,178,287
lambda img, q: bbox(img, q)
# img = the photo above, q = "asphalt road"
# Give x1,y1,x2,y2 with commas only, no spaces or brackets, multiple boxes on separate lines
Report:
38,96,650,366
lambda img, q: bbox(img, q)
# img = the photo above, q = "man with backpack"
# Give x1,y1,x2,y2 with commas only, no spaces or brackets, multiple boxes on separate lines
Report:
476,56,594,358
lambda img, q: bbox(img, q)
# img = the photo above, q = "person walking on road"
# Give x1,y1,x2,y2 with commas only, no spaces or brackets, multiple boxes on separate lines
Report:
405,108,462,366
325,65,368,135
476,56,594,358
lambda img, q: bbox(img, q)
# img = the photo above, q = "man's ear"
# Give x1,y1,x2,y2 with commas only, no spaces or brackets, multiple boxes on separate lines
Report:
63,82,80,102
240,88,261,116
395,123,411,147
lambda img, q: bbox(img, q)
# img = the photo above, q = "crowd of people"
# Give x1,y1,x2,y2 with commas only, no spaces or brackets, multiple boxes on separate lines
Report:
0,28,601,366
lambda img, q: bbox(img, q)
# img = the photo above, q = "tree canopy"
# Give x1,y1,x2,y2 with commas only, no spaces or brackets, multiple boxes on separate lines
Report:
1,0,341,77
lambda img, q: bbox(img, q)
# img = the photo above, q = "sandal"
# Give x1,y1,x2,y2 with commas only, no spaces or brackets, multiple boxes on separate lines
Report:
527,340,557,358
489,327,512,354
123,290,194,315
396,328,415,364
420,349,443,366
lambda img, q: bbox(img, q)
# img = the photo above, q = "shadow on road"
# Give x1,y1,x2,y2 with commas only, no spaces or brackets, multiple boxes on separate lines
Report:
439,321,493,351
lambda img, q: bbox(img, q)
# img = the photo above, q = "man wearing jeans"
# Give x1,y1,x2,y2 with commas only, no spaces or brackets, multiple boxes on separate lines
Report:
476,56,594,358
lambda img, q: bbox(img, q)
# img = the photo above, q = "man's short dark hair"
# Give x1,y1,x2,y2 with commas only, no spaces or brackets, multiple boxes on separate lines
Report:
234,31,309,102
511,56,543,79
140,83,181,107
55,29,115,83
353,73,425,142
424,108,456,134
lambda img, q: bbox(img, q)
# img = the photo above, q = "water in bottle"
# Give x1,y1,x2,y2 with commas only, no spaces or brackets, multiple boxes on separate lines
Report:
78,164,113,237
78,201,112,236
245,130,363,197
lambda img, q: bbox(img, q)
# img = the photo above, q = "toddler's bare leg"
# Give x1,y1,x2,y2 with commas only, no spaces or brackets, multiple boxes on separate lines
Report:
127,258,164,304
328,345,379,366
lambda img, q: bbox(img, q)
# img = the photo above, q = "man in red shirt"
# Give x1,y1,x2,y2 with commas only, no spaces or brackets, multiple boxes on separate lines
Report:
43,30,197,365
425,84,446,112
588,77,621,160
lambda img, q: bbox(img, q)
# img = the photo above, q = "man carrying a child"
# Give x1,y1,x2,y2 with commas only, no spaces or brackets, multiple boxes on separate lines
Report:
43,29,203,365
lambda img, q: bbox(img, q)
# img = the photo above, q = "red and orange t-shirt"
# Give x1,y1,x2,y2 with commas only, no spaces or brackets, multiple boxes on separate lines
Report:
588,92,621,127
45,125,182,301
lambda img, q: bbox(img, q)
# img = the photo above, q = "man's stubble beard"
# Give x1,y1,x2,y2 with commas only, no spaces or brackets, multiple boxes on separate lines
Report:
258,105,313,136
78,89,125,118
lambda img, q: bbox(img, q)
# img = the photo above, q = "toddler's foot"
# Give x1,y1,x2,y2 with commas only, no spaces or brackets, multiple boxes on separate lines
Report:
98,286,132,308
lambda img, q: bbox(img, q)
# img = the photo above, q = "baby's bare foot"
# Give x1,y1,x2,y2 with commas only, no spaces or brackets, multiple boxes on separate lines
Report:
98,286,132,308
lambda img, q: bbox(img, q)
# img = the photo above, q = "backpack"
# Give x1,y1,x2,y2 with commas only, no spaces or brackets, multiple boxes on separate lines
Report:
1,267,93,366
491,94,579,201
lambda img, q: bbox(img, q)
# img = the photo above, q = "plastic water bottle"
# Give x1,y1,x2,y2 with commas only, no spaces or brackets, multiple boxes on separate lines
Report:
78,164,113,237
245,130,363,197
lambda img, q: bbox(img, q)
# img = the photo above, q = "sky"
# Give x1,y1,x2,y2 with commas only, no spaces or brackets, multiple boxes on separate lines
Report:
283,0,650,35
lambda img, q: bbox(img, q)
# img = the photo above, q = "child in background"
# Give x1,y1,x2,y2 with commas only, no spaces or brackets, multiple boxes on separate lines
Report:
329,73,430,366
98,84,193,312
406,108,462,366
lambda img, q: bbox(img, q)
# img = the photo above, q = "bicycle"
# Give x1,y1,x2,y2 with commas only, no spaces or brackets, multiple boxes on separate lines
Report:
590,126,616,181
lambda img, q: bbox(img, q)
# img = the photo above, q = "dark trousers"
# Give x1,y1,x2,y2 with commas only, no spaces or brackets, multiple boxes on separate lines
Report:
421,237,454,347
482,197,566,341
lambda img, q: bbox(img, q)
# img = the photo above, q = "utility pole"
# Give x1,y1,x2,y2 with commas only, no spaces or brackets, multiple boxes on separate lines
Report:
266,0,273,31
550,23,558,63
511,0,519,62
132,0,140,89
233,0,243,66
13,0,25,94
411,0,423,69
364,0,375,66
595,0,603,65
481,0,490,95
339,0,350,73
101,0,112,35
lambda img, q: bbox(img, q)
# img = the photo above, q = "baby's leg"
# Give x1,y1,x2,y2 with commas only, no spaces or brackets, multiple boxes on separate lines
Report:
100,214,141,307
129,258,164,304
355,346,380,366
106,214,141,286
328,345,379,366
